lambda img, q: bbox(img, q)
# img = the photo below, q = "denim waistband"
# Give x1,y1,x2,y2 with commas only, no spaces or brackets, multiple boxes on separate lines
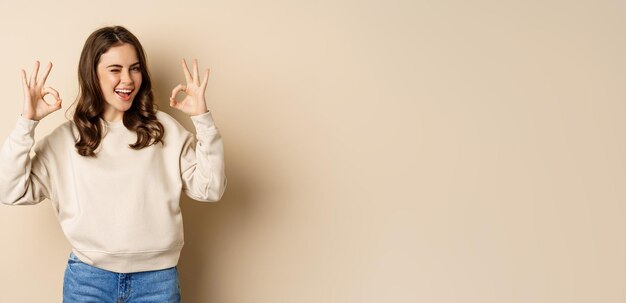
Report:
69,251,81,262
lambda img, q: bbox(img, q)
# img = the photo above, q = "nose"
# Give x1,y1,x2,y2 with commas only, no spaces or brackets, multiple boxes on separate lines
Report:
121,69,133,84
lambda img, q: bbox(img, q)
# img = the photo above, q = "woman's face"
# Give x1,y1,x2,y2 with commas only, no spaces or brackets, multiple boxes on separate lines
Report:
96,43,143,122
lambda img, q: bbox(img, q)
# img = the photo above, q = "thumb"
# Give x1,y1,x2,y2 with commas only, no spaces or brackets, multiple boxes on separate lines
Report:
51,99,62,111
42,87,61,103
169,97,179,109
42,87,62,112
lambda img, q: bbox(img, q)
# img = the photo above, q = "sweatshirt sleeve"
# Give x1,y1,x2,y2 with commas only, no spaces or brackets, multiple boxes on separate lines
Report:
0,115,53,205
180,111,227,202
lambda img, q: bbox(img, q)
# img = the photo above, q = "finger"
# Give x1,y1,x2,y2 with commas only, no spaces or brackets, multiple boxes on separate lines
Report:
30,61,40,87
39,62,53,86
192,59,199,86
169,97,178,109
201,68,210,89
181,59,193,84
170,84,186,100
52,99,63,110
42,87,62,103
49,94,62,110
21,70,29,93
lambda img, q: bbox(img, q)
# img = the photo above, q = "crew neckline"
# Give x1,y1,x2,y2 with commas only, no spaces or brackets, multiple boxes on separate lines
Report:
103,119,124,129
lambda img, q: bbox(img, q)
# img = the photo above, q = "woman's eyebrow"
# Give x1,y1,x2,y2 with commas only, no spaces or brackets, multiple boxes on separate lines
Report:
106,62,141,68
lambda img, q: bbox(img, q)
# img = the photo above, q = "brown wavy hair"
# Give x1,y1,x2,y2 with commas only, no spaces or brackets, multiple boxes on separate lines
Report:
73,25,164,157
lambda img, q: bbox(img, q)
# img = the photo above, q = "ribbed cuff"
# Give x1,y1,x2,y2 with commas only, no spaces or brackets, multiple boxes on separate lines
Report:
15,115,39,135
190,111,218,134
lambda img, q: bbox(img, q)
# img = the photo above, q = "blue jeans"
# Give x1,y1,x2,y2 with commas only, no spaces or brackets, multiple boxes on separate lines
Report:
63,252,181,302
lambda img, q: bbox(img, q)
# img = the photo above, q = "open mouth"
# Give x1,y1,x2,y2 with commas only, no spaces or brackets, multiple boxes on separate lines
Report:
114,88,134,101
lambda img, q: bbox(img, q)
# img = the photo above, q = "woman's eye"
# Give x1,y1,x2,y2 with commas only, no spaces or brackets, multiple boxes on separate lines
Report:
131,66,141,71
110,69,120,73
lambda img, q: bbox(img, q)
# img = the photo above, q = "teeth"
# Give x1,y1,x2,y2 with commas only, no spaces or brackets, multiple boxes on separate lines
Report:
115,89,132,93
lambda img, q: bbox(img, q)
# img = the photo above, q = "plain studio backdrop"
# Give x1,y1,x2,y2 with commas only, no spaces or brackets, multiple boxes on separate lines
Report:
0,0,625,302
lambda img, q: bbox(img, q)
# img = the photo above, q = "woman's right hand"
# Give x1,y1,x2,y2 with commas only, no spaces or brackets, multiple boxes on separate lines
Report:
21,61,62,121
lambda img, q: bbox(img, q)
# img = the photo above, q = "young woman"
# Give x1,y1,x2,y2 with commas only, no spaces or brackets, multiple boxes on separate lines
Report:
0,26,227,302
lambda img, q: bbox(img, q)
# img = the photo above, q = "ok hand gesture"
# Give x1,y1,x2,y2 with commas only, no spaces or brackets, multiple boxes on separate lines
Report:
169,59,210,116
21,61,62,121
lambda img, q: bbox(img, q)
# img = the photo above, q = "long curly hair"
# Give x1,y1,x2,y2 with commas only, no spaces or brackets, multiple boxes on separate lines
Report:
73,25,164,157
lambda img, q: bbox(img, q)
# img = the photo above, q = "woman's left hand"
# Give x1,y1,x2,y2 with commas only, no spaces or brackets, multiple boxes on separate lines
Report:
170,59,210,116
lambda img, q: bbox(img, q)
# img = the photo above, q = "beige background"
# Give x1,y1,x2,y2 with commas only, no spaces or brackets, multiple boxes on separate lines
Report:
0,0,624,302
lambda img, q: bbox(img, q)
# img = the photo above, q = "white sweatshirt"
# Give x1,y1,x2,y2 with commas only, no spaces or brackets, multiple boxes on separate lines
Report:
0,111,227,273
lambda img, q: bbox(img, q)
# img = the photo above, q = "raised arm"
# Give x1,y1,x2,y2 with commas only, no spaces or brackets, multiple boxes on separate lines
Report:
171,59,226,202
0,61,61,205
